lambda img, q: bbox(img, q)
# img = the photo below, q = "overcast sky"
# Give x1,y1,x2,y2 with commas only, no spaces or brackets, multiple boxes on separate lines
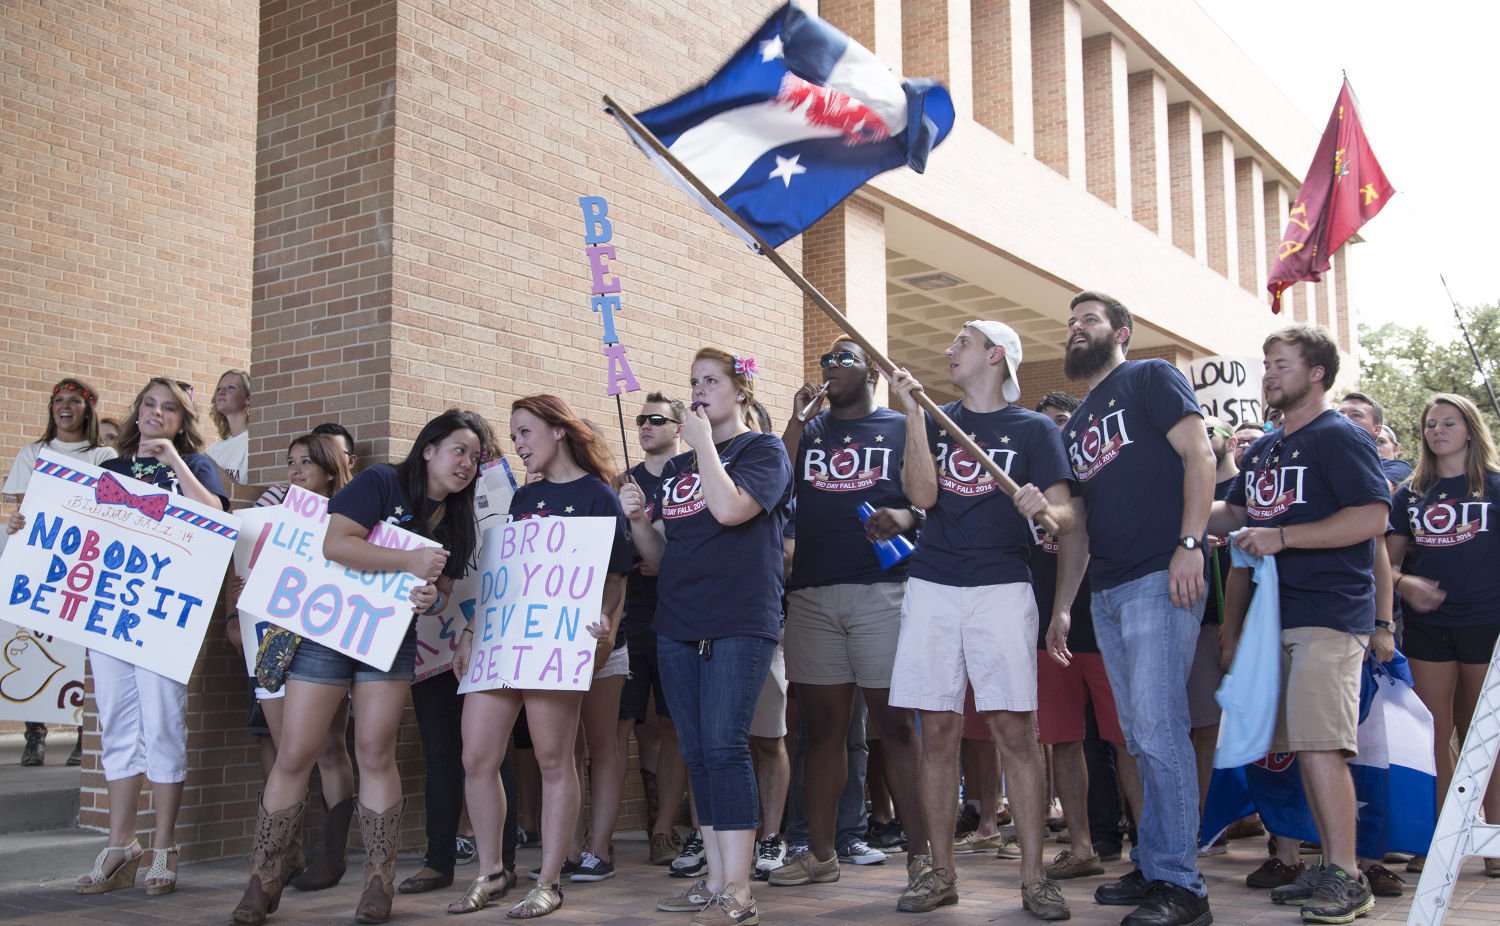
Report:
1194,0,1500,337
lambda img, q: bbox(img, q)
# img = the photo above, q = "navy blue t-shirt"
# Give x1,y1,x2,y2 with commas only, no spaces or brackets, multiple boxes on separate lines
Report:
1381,457,1414,486
1390,472,1500,628
1029,521,1097,653
511,474,633,647
327,464,467,582
908,402,1073,588
1227,410,1390,633
788,407,910,589
1065,360,1202,590
653,431,793,643
104,452,229,511
624,461,668,628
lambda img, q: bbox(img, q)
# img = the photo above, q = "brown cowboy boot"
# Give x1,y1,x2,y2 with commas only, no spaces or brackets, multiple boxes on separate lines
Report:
354,798,404,924
291,796,354,891
232,796,306,925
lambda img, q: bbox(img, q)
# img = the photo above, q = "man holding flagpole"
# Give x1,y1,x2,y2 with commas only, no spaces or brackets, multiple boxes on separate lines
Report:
887,322,1075,920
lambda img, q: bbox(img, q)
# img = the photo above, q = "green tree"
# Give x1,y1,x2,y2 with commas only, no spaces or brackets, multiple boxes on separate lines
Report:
1358,302,1500,451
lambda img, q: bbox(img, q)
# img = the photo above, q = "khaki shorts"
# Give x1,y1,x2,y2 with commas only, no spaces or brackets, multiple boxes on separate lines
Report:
783,582,905,687
749,641,788,738
1272,626,1368,756
889,577,1038,714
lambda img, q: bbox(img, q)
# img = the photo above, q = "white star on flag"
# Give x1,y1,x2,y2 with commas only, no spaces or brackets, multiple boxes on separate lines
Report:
769,154,806,187
759,35,784,62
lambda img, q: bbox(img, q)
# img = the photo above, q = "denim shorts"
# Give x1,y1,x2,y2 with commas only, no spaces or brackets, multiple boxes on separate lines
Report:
287,626,418,685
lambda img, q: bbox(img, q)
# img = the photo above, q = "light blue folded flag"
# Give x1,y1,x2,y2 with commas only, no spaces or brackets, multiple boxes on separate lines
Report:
1213,537,1280,769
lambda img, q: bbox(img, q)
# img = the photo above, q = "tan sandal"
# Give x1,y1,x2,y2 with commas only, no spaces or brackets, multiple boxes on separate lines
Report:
145,845,180,896
506,882,563,919
447,869,515,914
76,840,144,894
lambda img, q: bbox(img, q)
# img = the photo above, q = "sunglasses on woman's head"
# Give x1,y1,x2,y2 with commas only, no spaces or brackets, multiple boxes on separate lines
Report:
636,414,679,427
820,350,859,369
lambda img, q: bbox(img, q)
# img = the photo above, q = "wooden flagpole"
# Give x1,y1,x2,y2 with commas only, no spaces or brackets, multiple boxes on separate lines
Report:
603,95,1060,535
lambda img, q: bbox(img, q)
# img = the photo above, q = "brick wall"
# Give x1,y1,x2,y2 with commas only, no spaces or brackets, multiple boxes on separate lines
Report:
0,0,259,860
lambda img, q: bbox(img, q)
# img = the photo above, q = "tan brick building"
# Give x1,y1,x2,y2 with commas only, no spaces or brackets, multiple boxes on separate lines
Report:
2,0,1359,862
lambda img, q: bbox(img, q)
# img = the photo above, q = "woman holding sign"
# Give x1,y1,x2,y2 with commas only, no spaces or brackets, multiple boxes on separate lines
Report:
618,348,793,926
35,377,226,896
3,377,117,769
449,394,630,918
227,432,359,892
231,409,487,926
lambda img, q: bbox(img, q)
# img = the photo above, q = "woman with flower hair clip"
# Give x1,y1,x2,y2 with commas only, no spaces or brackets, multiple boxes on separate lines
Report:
619,347,792,926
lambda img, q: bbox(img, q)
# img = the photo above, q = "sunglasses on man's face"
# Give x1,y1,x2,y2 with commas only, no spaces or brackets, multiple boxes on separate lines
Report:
636,414,679,427
820,350,860,369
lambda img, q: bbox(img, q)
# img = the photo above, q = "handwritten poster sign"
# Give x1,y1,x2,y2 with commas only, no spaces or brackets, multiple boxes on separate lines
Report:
230,506,281,677
1190,356,1264,428
457,516,614,694
0,450,238,684
238,485,435,672
0,619,87,725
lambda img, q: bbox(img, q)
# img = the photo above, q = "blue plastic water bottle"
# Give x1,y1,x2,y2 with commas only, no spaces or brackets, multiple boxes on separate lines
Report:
858,501,915,570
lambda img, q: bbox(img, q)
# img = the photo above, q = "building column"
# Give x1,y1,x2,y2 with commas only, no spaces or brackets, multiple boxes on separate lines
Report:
1168,101,1206,262
801,199,888,384
1029,0,1085,184
1264,180,1297,320
1082,33,1130,215
1335,244,1355,356
1234,157,1267,296
1128,70,1170,241
821,0,902,70
901,0,972,121
971,0,1032,152
1202,131,1236,279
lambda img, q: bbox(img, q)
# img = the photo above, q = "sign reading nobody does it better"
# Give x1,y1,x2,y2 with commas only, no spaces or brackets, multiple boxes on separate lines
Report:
238,485,436,672
0,450,238,684
458,516,614,694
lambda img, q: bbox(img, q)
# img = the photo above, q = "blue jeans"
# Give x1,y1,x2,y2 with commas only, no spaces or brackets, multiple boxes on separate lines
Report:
1092,570,1205,895
785,693,868,849
658,635,776,830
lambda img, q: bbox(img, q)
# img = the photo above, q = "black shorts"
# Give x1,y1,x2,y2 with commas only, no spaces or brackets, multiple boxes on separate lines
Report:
619,618,670,722
1402,619,1500,665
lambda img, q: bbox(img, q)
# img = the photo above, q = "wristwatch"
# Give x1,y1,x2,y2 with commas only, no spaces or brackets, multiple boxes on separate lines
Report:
1178,536,1201,551
1375,620,1394,631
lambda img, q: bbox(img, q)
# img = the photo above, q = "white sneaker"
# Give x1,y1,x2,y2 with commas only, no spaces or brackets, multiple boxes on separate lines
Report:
838,839,887,866
753,833,786,881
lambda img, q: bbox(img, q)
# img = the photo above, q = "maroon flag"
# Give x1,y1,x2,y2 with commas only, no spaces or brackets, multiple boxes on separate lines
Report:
1267,80,1394,313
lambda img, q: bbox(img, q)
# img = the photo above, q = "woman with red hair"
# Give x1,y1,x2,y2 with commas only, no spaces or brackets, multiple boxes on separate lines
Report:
450,395,631,918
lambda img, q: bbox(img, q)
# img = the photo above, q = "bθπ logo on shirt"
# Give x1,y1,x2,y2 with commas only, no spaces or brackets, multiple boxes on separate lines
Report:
1244,466,1306,520
935,443,1015,497
1409,497,1489,547
660,471,707,519
1068,410,1133,481
802,444,893,492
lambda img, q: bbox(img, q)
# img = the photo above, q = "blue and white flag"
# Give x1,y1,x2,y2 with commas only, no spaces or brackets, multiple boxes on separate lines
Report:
1201,652,1437,858
616,1,955,249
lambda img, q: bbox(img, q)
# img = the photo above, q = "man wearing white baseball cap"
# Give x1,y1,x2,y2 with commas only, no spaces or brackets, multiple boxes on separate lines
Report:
885,321,1076,920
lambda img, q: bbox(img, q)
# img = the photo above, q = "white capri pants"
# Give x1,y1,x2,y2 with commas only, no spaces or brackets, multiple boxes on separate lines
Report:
90,650,189,783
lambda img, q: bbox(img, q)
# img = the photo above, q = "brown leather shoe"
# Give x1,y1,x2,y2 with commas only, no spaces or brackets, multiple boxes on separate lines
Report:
1246,857,1304,889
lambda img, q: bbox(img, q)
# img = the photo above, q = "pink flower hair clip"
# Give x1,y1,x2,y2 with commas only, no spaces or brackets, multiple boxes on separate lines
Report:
733,355,759,380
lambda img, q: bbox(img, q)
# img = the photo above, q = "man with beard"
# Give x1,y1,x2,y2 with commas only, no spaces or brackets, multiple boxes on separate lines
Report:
888,322,1075,920
770,339,924,888
1210,326,1391,924
1049,292,1215,926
